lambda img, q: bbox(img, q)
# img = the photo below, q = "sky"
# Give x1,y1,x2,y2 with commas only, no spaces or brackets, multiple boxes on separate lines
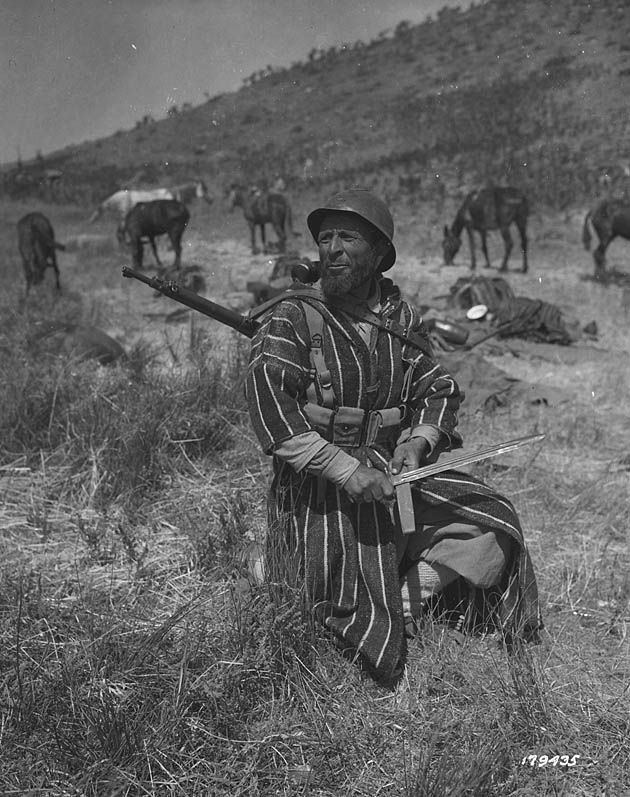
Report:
0,0,463,166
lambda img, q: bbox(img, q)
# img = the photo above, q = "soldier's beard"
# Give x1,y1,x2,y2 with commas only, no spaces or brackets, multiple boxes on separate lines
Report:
320,257,377,298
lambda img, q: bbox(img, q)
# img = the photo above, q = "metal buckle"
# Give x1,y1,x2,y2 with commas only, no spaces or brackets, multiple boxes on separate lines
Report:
332,407,366,447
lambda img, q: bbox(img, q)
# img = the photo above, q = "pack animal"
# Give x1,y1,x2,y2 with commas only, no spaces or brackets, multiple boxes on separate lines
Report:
442,186,529,273
170,178,213,206
17,212,65,294
582,198,630,280
119,199,190,271
227,185,298,254
89,188,174,222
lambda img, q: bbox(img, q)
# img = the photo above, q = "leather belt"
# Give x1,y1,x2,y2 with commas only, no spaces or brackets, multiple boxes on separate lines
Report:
303,403,401,448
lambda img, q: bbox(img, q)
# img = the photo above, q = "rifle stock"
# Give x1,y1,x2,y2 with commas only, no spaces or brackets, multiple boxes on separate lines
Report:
122,267,259,338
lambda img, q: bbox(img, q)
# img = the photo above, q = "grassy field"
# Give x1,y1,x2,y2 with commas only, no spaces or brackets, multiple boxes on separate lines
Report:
0,196,628,796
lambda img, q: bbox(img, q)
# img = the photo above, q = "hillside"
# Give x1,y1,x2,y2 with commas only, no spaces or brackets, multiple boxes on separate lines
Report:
4,0,630,210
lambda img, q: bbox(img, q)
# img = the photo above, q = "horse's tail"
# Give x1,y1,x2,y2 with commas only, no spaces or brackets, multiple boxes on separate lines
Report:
582,211,592,250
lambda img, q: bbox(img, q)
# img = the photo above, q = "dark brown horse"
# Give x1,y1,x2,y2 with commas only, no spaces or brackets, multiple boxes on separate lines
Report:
442,186,529,273
118,199,190,270
227,185,297,254
17,212,65,294
582,198,630,280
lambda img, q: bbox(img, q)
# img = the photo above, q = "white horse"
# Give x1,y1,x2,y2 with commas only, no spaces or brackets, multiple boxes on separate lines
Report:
89,188,174,222
170,178,213,206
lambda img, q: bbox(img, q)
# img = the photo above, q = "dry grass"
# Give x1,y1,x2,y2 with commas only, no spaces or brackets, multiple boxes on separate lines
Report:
0,198,628,795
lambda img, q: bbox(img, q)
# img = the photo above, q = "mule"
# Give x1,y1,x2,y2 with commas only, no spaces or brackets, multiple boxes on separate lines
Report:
17,212,65,294
442,186,529,273
582,198,630,280
89,188,174,222
227,185,298,254
171,178,213,206
119,199,190,270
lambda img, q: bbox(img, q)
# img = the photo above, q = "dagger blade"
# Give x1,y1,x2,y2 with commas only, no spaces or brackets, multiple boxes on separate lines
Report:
390,433,545,487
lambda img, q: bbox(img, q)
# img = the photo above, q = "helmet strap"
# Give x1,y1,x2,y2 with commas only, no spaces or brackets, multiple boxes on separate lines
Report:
373,238,392,272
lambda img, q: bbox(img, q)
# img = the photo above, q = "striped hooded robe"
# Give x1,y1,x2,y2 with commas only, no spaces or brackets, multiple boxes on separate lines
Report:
246,278,542,683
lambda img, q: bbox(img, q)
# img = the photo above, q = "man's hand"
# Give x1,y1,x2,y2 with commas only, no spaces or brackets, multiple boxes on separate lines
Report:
389,438,431,475
343,464,395,503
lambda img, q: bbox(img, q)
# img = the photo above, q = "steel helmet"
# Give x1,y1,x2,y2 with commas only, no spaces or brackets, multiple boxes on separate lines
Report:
307,188,397,271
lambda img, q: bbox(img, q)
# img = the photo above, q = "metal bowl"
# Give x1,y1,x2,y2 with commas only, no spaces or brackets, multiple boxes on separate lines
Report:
467,304,488,320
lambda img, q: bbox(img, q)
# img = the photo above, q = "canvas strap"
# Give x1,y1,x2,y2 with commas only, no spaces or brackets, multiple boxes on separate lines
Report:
301,301,335,409
249,286,434,357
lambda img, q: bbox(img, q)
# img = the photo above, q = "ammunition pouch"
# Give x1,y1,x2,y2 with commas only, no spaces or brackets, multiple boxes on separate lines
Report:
303,403,401,449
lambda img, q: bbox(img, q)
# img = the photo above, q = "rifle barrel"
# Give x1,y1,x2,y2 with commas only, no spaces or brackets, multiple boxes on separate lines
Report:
122,266,259,338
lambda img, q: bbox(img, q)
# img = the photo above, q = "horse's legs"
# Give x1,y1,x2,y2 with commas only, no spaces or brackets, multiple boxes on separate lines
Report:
517,221,528,273
171,233,182,270
259,223,268,254
480,231,492,269
498,226,513,272
273,222,286,253
133,239,144,270
271,207,287,252
466,226,477,270
50,252,61,291
249,222,259,254
594,237,610,281
149,236,162,267
23,256,34,296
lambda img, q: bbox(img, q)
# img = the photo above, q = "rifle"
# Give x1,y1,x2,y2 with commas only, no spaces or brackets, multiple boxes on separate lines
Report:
122,266,259,338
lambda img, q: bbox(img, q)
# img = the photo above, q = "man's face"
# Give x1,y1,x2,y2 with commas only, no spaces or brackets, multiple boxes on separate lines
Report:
317,211,383,297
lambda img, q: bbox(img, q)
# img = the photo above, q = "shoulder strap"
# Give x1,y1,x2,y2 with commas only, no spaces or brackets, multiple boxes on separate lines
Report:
249,286,433,357
249,286,339,408
327,296,434,358
301,301,335,408
248,285,323,320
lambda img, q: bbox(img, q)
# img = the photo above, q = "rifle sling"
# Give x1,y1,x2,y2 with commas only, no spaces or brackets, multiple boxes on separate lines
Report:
250,286,432,356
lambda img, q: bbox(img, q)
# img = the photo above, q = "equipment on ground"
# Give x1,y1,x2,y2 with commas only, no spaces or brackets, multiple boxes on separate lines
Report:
467,304,488,320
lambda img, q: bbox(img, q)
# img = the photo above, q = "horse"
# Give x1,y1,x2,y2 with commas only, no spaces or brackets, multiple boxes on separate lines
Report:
442,186,529,273
170,178,213,206
17,212,65,294
118,199,190,270
89,188,174,222
582,198,630,280
226,185,298,254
